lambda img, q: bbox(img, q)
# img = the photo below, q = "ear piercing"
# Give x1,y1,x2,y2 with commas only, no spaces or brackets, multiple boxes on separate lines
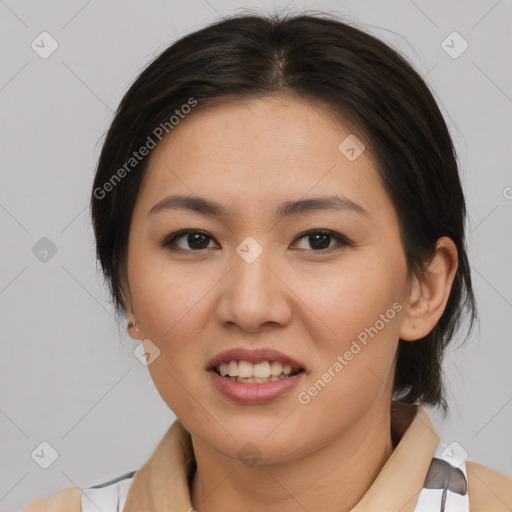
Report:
127,320,139,332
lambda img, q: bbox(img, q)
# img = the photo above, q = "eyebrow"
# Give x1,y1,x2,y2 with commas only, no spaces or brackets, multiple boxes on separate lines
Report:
148,193,369,220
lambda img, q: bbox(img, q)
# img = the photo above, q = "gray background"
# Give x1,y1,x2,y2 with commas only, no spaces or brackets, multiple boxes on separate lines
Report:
1,0,511,510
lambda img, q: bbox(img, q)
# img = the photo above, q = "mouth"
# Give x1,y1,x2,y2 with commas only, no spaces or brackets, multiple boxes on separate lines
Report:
207,348,307,404
210,360,304,383
207,347,306,384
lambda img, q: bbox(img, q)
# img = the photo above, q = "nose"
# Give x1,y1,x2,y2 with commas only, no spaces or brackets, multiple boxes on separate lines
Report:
215,244,292,333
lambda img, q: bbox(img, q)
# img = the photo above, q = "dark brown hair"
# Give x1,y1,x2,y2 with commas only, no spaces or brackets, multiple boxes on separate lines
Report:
90,11,477,410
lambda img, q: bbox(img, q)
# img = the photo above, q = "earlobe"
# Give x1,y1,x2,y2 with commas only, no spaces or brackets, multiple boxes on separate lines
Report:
399,287,428,341
399,237,458,342
127,318,142,340
119,271,142,340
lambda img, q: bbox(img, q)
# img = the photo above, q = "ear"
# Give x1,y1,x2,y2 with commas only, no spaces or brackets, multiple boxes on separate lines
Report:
119,270,143,341
399,237,458,341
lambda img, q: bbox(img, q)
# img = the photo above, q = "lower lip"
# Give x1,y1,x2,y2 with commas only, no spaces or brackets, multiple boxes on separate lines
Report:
208,369,305,404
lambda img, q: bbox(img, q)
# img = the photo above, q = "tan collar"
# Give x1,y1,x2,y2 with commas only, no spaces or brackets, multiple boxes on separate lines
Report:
124,403,439,512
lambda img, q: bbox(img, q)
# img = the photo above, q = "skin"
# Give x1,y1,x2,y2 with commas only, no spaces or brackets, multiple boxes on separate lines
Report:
122,94,458,512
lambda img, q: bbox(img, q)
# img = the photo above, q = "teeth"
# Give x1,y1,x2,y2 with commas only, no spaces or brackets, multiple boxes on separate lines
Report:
254,361,271,378
270,361,283,376
227,360,238,376
224,374,290,383
219,363,229,376
238,360,253,378
215,359,301,380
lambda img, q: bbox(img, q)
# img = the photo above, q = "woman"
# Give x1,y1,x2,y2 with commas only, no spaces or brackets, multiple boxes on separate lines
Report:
22,11,511,512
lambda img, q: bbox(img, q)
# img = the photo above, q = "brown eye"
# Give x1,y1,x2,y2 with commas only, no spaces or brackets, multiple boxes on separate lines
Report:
162,229,351,253
162,230,217,251
292,230,351,252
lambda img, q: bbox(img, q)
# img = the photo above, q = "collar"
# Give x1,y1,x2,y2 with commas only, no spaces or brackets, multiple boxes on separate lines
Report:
123,402,439,512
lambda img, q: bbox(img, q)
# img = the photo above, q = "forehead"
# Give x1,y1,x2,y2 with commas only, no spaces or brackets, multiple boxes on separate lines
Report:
136,95,392,221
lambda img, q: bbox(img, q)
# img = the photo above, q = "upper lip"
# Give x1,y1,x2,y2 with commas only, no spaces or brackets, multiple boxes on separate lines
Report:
208,347,305,371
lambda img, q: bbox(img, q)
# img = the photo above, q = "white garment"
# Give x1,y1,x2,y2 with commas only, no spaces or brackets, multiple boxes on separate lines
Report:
81,470,135,512
414,441,470,512
80,440,470,512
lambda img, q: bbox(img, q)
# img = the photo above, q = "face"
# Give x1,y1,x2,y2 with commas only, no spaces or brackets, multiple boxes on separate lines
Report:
124,95,412,463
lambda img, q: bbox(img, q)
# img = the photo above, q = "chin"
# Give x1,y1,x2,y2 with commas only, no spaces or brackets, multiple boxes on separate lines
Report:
211,417,308,459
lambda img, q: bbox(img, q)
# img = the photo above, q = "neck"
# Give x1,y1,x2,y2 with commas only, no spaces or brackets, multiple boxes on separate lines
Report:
190,403,394,512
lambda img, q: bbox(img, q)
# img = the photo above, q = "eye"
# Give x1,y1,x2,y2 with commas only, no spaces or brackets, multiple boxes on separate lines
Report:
162,230,218,251
292,230,351,252
161,229,352,253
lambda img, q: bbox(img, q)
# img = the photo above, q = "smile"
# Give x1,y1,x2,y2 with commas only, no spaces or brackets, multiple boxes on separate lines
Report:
214,359,303,383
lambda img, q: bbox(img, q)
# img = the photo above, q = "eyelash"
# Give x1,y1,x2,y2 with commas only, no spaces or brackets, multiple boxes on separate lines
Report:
161,229,352,253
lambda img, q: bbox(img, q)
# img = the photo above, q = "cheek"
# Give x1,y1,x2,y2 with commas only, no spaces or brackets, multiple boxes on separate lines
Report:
296,272,403,418
128,254,215,410
296,252,405,346
295,252,405,403
129,242,213,339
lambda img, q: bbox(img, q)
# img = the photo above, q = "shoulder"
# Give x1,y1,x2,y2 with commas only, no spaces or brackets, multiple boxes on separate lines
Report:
19,470,137,512
20,487,81,512
467,461,512,511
